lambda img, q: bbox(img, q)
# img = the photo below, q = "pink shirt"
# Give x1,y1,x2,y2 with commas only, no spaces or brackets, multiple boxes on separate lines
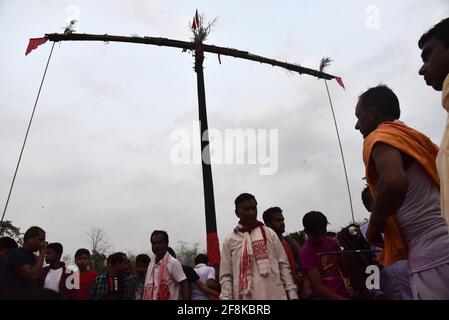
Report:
300,236,349,298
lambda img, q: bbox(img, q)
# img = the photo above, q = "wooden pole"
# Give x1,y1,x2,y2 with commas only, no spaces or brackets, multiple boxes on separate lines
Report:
42,31,342,267
194,42,220,267
45,33,336,80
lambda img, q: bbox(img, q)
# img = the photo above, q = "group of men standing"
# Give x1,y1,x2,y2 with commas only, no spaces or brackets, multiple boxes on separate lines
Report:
1,17,449,301
216,17,449,300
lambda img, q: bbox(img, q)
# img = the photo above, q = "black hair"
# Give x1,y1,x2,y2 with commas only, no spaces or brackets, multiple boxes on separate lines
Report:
46,242,63,258
302,211,328,233
419,17,449,49
262,207,283,225
75,248,91,259
359,85,400,120
194,253,208,265
135,254,151,265
151,230,169,244
234,193,257,208
23,226,45,241
107,252,126,266
361,185,373,212
0,237,18,251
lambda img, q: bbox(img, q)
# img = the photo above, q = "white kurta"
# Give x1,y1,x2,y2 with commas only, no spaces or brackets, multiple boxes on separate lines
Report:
219,226,298,300
143,254,186,300
437,74,449,226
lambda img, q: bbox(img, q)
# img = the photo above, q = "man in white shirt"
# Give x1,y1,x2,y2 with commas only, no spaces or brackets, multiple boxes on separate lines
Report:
191,254,220,300
219,193,298,300
142,230,189,300
39,242,74,299
418,18,449,225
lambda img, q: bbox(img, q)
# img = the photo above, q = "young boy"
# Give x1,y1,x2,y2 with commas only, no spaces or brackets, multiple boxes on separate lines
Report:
300,211,349,300
191,253,220,300
73,248,98,300
90,252,132,300
129,254,150,300
39,242,74,299
0,237,18,291
167,247,220,300
0,237,18,274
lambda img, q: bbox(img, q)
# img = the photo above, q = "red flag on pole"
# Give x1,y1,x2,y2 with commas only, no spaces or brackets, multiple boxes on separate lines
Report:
25,38,48,56
192,9,200,30
335,76,345,90
195,9,200,26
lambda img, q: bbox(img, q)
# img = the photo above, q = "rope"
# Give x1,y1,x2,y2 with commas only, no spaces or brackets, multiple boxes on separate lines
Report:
324,79,355,224
0,42,56,234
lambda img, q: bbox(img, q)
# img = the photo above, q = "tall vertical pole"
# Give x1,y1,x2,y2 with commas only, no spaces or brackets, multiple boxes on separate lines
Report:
194,42,220,266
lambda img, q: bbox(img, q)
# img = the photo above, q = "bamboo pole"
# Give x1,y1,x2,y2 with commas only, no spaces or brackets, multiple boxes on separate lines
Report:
194,42,220,267
45,33,336,80
42,31,341,267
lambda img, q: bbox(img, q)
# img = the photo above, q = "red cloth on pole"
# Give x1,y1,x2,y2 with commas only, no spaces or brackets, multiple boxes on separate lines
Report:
192,9,200,30
207,232,221,266
25,38,48,56
335,76,345,90
195,9,200,26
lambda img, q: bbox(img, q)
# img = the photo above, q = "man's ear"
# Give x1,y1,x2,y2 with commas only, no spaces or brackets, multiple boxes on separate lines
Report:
367,105,378,120
235,208,240,218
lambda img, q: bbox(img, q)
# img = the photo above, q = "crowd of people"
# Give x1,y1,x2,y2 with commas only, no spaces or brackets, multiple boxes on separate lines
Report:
0,17,448,301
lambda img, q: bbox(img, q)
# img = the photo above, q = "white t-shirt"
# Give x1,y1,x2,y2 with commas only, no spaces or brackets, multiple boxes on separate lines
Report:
44,268,63,293
191,264,216,300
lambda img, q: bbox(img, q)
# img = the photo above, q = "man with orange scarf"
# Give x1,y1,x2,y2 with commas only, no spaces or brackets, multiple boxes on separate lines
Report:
355,85,449,299
219,193,298,300
142,230,189,300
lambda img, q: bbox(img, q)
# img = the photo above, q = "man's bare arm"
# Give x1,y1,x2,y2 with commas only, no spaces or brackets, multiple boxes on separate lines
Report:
367,143,409,245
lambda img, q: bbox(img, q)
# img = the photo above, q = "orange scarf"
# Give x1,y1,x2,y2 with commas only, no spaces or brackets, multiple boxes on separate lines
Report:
363,121,439,266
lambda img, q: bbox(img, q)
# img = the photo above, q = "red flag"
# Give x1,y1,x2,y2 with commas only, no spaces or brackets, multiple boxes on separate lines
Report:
192,9,200,30
195,9,200,26
335,76,345,90
25,38,48,56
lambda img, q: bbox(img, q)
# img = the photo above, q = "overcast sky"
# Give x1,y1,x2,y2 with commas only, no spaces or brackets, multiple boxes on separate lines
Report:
0,0,448,260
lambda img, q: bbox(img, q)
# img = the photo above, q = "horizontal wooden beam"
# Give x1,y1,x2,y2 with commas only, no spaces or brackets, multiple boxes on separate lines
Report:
45,33,336,80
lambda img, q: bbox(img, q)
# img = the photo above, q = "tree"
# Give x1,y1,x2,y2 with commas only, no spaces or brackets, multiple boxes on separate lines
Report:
86,227,111,254
62,254,73,266
286,230,307,246
0,220,23,245
86,227,111,274
174,241,200,267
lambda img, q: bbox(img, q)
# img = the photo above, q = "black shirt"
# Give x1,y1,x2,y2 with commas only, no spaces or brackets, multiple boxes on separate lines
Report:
0,247,37,299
